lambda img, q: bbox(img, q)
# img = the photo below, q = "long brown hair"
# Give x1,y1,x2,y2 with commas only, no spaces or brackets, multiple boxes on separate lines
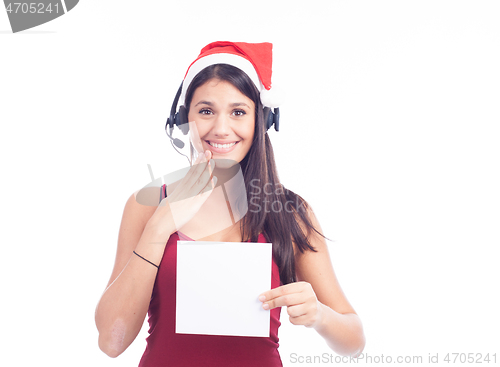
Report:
185,64,326,285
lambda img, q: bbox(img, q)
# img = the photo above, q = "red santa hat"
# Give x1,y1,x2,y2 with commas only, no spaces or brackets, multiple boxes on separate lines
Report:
179,41,283,108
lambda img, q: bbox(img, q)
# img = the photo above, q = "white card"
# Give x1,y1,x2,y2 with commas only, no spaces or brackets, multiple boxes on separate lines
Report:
176,241,272,337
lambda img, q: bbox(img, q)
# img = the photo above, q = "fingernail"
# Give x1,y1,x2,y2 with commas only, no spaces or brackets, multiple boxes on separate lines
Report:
263,303,269,310
258,295,266,302
205,150,211,159
212,176,218,186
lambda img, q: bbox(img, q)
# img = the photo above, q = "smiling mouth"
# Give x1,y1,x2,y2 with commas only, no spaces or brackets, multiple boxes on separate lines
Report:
206,141,238,149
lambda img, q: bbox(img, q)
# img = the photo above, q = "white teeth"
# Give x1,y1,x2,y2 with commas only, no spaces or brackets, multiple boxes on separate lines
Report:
209,142,236,149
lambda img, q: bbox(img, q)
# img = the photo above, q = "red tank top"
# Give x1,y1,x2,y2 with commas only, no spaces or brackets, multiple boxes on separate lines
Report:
138,231,283,367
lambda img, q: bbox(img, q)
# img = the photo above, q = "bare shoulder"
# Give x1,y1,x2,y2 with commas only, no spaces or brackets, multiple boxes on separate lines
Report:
292,201,327,258
103,189,159,289
293,200,357,315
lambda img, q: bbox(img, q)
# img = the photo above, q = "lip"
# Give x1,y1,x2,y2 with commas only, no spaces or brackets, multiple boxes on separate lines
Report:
205,140,239,154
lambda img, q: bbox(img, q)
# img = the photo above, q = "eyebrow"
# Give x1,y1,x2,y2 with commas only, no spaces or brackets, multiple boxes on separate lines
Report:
194,101,251,108
194,100,213,107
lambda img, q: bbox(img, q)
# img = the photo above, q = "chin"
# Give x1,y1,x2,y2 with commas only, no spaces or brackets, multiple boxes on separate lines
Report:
213,158,240,169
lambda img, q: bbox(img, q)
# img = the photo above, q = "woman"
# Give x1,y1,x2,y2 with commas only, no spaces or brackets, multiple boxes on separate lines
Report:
95,41,365,366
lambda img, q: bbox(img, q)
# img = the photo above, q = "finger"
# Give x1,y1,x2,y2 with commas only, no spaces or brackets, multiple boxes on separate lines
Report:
184,150,211,182
206,151,213,178
289,313,316,327
200,173,217,194
193,151,213,180
286,303,309,318
181,152,207,185
199,176,218,197
183,153,212,193
259,282,305,303
262,293,304,310
195,160,216,195
189,150,211,181
168,161,212,205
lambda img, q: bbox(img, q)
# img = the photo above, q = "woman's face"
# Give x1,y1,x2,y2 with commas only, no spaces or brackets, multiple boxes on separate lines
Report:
188,79,255,164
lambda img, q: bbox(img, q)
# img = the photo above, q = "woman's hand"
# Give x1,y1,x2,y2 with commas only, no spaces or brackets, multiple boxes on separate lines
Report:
259,281,324,329
146,150,216,239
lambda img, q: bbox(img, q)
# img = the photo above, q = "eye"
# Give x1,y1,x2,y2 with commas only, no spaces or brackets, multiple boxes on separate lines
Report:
232,109,246,117
199,108,213,115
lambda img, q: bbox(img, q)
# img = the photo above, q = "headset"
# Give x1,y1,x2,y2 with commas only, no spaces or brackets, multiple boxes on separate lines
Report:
165,83,280,150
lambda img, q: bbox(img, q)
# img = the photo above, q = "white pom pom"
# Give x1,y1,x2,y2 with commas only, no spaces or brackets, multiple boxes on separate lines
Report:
260,86,285,108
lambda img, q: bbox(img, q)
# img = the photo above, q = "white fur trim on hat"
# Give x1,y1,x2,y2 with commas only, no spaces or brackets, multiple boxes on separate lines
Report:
260,86,285,108
179,53,263,107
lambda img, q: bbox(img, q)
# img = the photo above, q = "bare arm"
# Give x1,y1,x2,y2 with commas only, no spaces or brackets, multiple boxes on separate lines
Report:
259,208,365,356
294,230,365,355
95,151,215,358
94,191,174,357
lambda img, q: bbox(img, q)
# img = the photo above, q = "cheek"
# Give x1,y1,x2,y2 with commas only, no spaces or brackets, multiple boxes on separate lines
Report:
187,112,197,126
192,121,209,138
244,123,256,142
240,114,256,142
245,129,255,143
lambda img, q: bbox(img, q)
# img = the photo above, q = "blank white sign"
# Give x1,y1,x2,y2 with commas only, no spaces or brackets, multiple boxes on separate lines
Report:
176,241,272,337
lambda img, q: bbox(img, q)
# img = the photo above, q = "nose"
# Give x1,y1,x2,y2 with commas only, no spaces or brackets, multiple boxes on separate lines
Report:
211,113,231,137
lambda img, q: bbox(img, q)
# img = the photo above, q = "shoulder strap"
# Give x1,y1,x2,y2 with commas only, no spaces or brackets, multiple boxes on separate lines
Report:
159,184,167,203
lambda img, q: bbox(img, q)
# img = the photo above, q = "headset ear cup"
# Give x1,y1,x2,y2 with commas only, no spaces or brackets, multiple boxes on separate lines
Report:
263,107,280,131
177,106,189,135
273,108,280,131
263,107,272,131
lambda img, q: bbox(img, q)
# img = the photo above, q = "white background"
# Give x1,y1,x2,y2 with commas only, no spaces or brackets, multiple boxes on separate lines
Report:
1,1,499,366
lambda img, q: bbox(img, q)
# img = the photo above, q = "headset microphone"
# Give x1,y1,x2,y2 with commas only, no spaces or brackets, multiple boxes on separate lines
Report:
166,126,185,149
